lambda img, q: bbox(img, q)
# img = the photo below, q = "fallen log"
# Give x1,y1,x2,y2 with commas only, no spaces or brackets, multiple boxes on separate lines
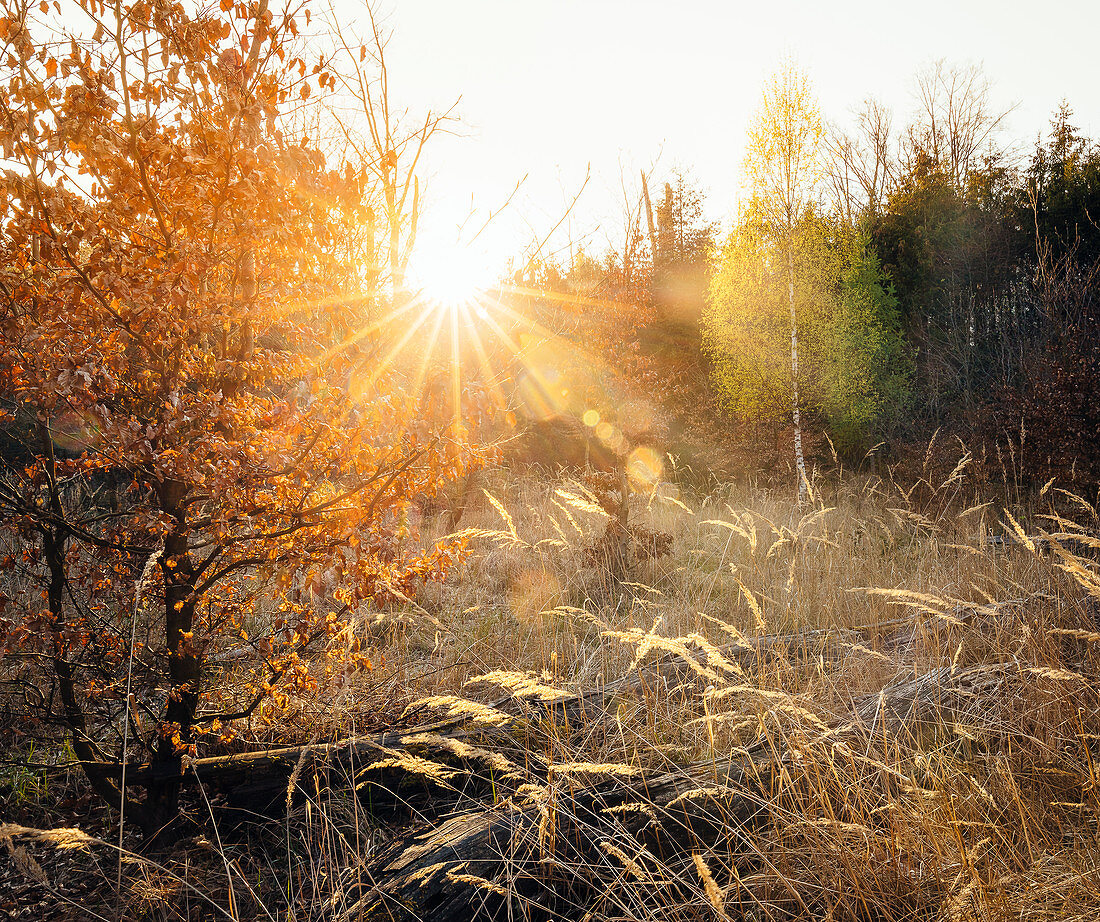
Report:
20,618,918,841
353,750,775,922
62,623,876,822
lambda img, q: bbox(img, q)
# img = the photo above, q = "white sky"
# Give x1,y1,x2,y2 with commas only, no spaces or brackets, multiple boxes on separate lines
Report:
337,0,1100,282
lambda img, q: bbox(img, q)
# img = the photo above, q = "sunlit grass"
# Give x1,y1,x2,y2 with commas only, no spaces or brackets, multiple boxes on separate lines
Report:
10,454,1100,921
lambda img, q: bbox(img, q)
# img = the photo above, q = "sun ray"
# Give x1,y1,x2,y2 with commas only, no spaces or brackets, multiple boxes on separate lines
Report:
351,297,441,401
328,254,627,438
481,286,608,359
495,282,627,315
407,296,452,404
311,294,429,385
450,302,462,426
457,299,506,409
476,308,568,420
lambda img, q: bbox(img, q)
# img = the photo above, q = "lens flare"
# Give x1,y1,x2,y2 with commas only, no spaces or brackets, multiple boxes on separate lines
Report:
627,446,664,489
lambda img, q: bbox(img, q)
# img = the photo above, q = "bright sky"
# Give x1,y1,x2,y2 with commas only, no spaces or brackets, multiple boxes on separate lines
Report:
341,0,1100,284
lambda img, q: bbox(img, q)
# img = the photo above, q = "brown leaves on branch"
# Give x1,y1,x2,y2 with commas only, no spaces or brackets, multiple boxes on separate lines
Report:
0,0,479,841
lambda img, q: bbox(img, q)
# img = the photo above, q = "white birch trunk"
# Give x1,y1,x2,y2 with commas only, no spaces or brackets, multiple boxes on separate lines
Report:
788,243,808,506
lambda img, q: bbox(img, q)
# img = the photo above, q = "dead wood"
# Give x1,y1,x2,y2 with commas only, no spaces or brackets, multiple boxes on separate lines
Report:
37,621,912,831
58,624,868,814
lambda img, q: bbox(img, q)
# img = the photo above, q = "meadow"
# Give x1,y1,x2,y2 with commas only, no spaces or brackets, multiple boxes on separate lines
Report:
6,443,1100,922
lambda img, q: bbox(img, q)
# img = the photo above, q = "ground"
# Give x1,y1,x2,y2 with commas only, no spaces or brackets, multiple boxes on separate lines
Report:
3,453,1100,921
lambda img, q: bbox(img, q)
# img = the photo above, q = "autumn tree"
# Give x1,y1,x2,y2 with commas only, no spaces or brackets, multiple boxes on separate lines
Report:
706,65,912,466
0,0,471,842
738,62,823,502
703,210,792,428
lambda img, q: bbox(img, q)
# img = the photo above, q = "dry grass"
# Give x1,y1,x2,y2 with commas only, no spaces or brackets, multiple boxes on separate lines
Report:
355,458,1100,921
7,452,1100,921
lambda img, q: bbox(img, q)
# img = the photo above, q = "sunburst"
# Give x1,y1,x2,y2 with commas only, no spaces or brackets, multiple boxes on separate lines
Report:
311,240,632,452
411,245,495,311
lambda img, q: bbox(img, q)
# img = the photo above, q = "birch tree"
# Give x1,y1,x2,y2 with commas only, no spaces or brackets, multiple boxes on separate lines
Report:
704,214,910,464
743,62,824,505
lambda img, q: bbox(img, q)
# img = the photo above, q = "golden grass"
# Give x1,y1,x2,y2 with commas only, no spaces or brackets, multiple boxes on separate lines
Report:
9,455,1100,921
353,460,1100,921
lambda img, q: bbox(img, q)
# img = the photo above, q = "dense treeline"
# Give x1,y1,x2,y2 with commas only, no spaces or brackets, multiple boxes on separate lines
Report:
537,66,1100,488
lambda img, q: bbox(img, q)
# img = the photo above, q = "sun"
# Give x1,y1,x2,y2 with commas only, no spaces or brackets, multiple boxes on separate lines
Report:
409,244,497,308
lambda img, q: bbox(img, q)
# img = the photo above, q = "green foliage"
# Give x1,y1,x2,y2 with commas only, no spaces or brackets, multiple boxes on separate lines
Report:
703,215,787,424
704,213,910,454
819,238,912,454
869,103,1100,435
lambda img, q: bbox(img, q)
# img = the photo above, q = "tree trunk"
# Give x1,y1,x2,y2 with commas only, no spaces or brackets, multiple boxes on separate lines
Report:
365,205,378,319
145,489,201,844
386,178,402,295
788,241,808,506
35,423,150,829
641,170,657,267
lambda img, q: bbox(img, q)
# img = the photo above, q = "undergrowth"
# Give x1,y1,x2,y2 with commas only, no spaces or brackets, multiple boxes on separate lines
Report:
5,451,1100,921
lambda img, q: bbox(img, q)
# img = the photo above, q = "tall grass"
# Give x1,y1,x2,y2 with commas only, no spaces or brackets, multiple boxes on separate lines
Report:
6,454,1100,921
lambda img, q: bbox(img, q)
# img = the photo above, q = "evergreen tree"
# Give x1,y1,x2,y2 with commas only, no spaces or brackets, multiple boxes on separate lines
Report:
652,169,717,324
820,234,912,454
1022,103,1100,274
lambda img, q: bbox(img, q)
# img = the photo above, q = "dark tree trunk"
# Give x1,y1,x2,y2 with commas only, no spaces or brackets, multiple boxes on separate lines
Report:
144,484,201,844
